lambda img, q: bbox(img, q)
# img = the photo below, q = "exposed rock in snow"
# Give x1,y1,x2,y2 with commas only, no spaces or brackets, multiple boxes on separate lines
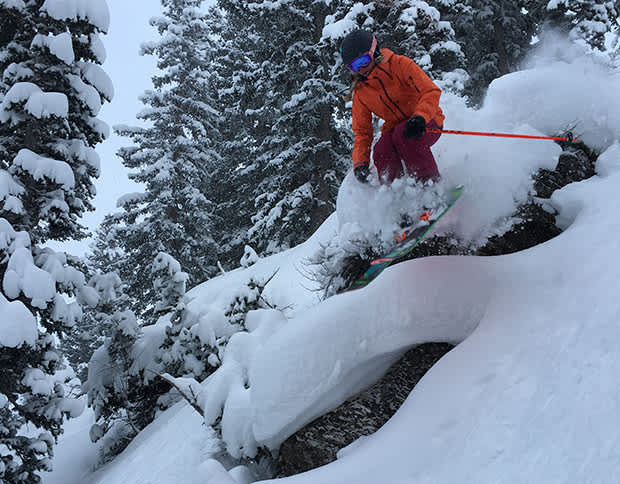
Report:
276,343,454,477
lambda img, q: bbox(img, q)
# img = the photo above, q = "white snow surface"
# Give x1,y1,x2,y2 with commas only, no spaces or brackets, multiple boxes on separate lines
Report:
46,46,620,484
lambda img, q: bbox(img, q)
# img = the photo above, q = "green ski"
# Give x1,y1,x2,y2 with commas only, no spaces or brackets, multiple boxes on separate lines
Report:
347,185,463,291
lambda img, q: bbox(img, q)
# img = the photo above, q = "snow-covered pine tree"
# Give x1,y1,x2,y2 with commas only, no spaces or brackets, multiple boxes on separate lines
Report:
337,0,468,94
538,0,618,52
96,0,221,320
84,253,185,463
0,0,111,481
156,271,278,381
216,0,351,256
0,0,111,241
439,0,539,104
85,309,146,464
61,271,127,382
197,5,257,267
151,251,188,316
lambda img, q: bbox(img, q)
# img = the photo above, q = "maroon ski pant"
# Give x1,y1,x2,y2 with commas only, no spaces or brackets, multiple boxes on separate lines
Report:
372,119,441,184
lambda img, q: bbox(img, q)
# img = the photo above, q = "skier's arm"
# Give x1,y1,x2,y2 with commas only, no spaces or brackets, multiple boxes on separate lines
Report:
352,93,373,168
396,55,442,125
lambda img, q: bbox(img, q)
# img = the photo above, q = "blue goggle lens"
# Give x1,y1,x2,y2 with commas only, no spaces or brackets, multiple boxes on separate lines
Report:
349,53,372,72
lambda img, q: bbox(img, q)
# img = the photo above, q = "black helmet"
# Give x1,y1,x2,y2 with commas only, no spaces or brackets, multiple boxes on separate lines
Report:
341,29,376,65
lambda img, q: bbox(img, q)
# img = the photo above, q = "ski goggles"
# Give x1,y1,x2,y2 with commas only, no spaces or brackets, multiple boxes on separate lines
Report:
347,37,377,73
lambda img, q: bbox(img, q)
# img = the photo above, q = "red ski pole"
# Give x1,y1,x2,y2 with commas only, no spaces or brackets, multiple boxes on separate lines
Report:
427,128,578,143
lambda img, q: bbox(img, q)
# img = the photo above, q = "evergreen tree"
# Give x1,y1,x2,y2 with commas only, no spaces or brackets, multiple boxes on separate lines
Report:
215,0,352,256
197,5,257,266
94,0,221,320
84,253,184,463
61,271,127,382
151,251,188,316
439,0,538,104
539,0,618,52
86,309,145,463
157,274,274,382
0,0,111,480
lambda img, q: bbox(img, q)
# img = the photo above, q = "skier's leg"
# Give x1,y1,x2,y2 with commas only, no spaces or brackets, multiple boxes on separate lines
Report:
372,130,403,184
392,119,441,182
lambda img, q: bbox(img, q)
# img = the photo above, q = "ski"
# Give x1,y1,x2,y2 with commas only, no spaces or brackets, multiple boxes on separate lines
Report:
347,185,463,291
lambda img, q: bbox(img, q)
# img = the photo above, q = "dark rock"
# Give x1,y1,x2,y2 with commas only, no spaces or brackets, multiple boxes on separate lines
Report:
276,343,454,478
534,142,596,198
476,201,561,256
404,142,596,260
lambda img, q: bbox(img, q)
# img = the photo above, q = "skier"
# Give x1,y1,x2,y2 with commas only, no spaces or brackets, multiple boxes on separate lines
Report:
341,29,445,185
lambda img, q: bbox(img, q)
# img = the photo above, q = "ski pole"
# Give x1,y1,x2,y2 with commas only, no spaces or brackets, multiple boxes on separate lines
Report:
427,129,578,143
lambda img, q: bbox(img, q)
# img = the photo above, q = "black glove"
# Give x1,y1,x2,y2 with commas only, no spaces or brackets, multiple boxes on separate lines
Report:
354,163,370,183
403,115,426,139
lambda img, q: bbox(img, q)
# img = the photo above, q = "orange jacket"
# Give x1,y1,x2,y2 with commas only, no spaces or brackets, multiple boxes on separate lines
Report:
351,49,444,168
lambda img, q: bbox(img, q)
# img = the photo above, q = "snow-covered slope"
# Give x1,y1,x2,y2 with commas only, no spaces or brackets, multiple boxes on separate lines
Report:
249,161,620,484
45,46,620,484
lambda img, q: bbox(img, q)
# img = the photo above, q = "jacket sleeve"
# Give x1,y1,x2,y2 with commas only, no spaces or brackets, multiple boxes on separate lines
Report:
395,55,442,125
351,92,373,167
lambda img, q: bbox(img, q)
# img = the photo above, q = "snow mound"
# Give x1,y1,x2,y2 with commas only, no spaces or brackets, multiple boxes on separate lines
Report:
192,48,620,467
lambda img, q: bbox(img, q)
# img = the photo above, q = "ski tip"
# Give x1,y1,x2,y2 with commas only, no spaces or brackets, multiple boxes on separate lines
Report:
448,184,464,201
